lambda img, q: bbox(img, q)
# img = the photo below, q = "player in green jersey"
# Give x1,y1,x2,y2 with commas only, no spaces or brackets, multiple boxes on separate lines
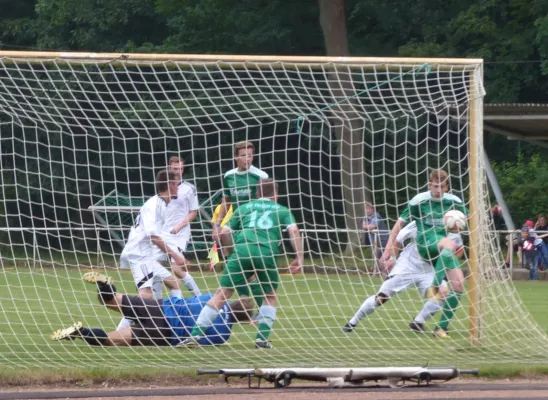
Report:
381,169,468,338
180,179,304,349
213,141,268,243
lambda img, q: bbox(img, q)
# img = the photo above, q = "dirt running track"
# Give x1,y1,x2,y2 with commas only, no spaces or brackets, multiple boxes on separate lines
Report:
2,380,548,400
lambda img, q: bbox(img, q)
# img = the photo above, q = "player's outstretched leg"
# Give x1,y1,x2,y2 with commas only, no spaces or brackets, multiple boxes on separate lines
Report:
342,292,390,333
254,291,277,349
51,322,110,346
178,288,234,349
432,246,463,339
411,298,444,332
410,281,446,332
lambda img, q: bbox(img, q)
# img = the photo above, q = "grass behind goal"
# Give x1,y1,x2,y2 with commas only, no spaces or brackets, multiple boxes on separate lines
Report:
1,266,548,373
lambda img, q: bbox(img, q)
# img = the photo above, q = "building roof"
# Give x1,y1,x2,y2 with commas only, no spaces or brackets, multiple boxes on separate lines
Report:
484,103,548,145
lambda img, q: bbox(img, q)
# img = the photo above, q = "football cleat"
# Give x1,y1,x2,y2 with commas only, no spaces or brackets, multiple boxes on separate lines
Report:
255,339,273,349
82,272,114,286
409,320,425,333
51,322,83,341
176,336,203,349
433,327,450,339
341,322,356,333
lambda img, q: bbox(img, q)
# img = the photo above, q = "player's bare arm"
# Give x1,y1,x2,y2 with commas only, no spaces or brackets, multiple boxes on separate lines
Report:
170,210,198,235
287,225,304,274
380,239,402,274
213,197,231,241
218,226,234,255
381,219,406,262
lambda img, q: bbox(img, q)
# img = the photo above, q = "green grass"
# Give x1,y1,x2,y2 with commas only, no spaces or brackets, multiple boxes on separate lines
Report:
1,261,548,383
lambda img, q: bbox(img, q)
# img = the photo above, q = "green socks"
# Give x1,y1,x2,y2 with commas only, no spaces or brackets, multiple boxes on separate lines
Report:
438,291,462,331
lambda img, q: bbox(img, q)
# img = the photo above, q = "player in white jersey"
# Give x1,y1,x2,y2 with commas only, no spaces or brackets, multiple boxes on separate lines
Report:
152,156,201,298
341,221,463,333
117,170,186,330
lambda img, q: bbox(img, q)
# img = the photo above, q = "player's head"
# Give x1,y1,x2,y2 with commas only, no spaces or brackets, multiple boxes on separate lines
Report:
234,141,255,171
256,178,278,201
229,297,254,323
365,202,375,216
168,156,184,177
521,225,530,239
525,220,535,229
428,169,449,199
538,214,547,226
156,170,179,198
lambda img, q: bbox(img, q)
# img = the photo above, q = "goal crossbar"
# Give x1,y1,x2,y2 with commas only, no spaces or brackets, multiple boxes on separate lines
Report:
0,50,483,70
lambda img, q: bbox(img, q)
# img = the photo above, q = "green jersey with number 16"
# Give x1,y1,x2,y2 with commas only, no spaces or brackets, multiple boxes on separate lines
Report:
226,198,297,255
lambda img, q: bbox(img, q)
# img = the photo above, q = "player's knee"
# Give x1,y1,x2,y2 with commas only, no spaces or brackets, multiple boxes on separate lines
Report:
439,238,458,252
376,292,390,304
451,281,464,293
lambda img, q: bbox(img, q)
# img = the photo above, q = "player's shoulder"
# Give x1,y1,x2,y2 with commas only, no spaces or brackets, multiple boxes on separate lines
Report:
224,168,239,178
401,221,417,232
408,191,432,206
143,195,162,208
397,221,417,240
179,180,197,193
442,192,464,203
248,165,269,179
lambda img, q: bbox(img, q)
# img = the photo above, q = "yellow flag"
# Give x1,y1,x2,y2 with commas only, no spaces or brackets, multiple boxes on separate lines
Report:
208,242,220,271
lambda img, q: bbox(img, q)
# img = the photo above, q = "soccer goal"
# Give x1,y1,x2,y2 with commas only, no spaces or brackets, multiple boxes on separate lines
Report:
0,51,545,372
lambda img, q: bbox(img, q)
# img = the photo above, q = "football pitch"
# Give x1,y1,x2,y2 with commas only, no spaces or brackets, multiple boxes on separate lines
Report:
0,265,547,379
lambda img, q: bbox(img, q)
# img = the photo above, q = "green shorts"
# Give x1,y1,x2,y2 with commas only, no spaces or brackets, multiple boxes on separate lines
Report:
417,233,445,264
219,245,279,296
417,233,460,287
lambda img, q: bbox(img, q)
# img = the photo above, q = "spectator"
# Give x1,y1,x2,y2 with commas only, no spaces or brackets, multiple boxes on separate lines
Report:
362,202,389,259
534,215,548,245
505,219,536,269
517,226,539,280
533,214,548,270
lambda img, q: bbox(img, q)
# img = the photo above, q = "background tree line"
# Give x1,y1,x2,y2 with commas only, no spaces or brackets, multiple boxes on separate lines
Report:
1,0,548,257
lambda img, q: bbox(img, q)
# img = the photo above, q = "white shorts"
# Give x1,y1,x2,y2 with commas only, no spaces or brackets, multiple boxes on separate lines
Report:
379,271,435,298
163,234,189,255
129,260,172,290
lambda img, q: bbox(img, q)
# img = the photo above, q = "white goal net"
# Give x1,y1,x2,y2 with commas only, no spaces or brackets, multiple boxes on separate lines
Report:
0,51,545,372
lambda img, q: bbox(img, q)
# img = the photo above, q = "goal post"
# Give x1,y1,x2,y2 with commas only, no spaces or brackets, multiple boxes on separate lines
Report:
1,50,546,372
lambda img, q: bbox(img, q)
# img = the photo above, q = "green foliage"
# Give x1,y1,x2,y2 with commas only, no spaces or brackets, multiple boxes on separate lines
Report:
491,154,548,224
155,0,323,55
33,0,167,51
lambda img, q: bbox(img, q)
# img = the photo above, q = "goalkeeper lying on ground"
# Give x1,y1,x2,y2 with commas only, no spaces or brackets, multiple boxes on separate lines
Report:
51,272,253,347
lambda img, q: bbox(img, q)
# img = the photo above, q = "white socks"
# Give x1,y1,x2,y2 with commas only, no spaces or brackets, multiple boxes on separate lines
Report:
349,296,378,326
152,281,163,300
194,305,219,333
182,273,201,296
116,317,133,331
414,299,443,324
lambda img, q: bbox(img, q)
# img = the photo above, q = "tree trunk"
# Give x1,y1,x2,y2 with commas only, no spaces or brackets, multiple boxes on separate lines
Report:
318,0,369,257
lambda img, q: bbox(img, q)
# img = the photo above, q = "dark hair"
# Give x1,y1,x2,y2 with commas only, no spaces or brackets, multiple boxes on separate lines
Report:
256,178,278,199
169,156,183,165
229,297,253,323
156,170,175,193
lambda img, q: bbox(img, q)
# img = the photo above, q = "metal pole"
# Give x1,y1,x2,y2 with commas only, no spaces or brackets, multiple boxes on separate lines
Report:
483,149,515,231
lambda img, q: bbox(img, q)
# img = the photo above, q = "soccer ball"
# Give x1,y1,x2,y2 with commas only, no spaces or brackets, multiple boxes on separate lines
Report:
444,210,467,232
